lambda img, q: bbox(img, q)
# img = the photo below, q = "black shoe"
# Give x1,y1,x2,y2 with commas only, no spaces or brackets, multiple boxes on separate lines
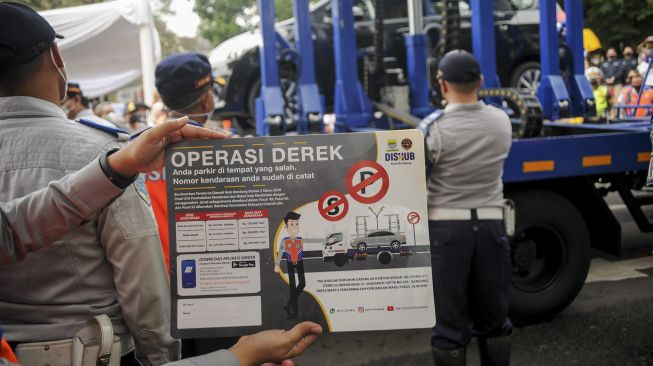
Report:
432,346,466,366
479,335,511,366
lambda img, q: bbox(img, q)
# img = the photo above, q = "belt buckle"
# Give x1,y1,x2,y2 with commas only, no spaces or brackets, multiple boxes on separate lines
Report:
97,353,111,366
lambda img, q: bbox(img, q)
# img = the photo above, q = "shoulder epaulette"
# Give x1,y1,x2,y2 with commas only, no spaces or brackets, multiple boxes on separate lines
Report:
417,109,444,174
76,118,130,142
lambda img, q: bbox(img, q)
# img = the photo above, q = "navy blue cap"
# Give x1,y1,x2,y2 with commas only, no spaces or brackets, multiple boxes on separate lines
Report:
0,2,63,70
155,52,214,110
437,50,481,83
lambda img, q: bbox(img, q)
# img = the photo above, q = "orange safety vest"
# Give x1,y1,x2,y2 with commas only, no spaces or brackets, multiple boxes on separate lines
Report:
622,87,653,117
284,238,303,264
1,337,17,363
145,169,170,273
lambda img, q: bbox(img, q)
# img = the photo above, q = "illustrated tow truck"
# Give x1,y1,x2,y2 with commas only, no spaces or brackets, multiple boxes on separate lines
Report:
322,214,413,267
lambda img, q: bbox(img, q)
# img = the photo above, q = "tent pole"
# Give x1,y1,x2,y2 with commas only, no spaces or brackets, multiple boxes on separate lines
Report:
139,0,155,107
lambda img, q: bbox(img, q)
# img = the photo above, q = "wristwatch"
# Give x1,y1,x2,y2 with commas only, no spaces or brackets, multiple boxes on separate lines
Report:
98,148,138,189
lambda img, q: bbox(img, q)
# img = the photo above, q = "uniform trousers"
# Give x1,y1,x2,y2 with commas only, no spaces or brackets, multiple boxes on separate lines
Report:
429,214,513,349
286,261,306,315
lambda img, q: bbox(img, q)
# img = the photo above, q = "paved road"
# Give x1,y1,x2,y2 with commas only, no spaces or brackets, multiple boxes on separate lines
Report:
293,195,653,366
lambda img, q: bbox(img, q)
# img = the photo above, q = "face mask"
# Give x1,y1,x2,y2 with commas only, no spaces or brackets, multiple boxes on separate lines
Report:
50,49,68,104
61,105,70,116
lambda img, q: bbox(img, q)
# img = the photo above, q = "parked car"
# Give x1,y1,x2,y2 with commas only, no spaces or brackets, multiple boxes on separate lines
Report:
350,230,406,252
209,0,562,131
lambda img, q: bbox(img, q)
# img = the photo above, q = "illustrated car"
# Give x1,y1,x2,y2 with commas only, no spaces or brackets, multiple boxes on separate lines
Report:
350,230,406,252
209,0,566,132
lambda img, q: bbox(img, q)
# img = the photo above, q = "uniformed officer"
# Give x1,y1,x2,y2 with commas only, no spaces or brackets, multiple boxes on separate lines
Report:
424,50,513,366
0,3,179,364
146,52,221,273
274,212,306,318
149,52,239,357
62,82,119,128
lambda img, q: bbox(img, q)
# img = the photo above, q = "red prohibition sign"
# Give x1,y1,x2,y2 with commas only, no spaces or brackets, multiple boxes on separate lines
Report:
346,160,390,204
318,191,349,221
407,211,420,225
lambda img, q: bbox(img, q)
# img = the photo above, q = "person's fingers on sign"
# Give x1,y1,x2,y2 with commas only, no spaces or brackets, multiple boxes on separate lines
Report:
230,322,323,366
108,116,227,176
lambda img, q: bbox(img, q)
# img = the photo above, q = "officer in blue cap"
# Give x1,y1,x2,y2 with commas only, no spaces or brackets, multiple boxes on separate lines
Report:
155,52,219,127
422,50,513,366
152,53,240,358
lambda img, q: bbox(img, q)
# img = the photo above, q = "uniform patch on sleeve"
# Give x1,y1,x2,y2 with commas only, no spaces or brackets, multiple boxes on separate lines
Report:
134,175,151,206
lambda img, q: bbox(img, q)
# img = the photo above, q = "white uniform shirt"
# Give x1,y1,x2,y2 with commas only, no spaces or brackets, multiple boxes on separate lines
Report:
426,101,512,209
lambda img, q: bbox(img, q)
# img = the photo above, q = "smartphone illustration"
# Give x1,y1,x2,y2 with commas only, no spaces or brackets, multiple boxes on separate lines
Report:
181,259,197,288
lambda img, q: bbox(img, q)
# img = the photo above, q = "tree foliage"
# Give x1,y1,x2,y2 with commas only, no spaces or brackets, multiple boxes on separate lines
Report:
194,0,294,46
582,0,653,52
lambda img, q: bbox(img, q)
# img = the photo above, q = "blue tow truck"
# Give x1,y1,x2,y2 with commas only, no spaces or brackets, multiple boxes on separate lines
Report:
227,0,653,323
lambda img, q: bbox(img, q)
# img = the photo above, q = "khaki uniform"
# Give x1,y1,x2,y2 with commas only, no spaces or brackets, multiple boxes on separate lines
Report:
0,159,123,262
0,96,180,365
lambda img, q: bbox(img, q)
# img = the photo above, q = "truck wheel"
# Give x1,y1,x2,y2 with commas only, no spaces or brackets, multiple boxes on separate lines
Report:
390,240,401,250
377,252,392,265
510,61,541,91
334,254,347,267
508,190,591,324
357,243,367,252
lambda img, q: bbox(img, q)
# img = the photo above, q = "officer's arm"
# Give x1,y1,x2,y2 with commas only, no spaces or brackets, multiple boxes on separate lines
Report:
0,159,124,263
425,122,443,167
97,174,181,365
275,239,284,268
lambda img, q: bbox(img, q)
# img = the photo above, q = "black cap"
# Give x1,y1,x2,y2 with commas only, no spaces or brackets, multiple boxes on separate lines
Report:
155,52,215,110
0,2,63,70
437,50,481,83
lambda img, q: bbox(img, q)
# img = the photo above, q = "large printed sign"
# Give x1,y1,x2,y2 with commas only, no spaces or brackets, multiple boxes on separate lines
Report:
166,130,435,338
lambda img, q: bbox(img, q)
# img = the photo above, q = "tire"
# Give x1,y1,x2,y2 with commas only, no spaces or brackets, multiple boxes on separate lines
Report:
334,254,347,267
510,61,541,91
246,62,296,131
377,252,392,265
508,190,591,324
243,78,261,131
357,242,367,252
390,240,401,250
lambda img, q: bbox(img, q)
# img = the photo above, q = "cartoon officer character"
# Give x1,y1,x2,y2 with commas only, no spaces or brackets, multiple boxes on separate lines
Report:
274,211,305,318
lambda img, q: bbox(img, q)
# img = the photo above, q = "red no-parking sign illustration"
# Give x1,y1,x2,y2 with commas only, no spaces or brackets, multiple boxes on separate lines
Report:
407,211,420,225
346,160,389,204
318,190,349,221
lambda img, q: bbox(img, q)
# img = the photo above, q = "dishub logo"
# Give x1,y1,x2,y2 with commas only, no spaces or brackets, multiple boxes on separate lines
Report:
387,139,399,151
385,136,416,162
387,306,395,311
357,306,365,313
330,308,335,314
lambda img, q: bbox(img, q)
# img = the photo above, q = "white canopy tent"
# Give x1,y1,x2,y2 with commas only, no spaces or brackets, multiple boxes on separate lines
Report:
40,0,160,104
